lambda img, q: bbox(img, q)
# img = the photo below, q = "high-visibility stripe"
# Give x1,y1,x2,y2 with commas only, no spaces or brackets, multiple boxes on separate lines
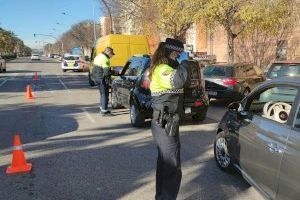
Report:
14,146,23,150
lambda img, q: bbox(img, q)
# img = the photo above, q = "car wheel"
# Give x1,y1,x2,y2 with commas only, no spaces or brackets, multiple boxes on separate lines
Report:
63,69,67,72
214,131,235,172
88,71,96,86
3,68,6,72
130,104,145,127
111,88,122,109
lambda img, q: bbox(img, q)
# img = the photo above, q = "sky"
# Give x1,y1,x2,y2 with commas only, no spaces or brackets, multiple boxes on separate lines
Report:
0,0,103,49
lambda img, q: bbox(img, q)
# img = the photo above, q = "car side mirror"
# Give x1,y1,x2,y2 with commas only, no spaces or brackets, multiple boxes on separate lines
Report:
238,111,252,123
228,102,241,112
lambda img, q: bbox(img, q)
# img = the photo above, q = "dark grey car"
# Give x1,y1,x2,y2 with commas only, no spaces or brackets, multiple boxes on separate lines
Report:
214,77,300,200
204,63,265,101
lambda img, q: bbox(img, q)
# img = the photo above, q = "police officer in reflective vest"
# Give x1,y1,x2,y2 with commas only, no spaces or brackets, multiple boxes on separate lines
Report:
149,38,190,200
93,47,115,116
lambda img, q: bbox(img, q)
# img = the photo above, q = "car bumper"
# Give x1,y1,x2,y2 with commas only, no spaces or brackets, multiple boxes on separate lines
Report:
206,89,242,100
62,66,81,70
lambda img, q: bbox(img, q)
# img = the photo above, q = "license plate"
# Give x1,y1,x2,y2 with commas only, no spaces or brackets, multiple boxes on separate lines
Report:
185,107,191,114
208,91,217,96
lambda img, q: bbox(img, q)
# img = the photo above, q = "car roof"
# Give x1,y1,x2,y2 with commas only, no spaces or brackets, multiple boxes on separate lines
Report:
272,60,300,64
207,63,251,67
265,76,300,86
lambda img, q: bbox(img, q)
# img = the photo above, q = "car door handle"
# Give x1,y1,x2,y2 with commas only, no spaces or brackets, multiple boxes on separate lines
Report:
267,143,284,154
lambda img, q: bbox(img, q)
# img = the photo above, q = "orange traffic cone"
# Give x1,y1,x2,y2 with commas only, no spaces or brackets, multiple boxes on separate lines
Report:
26,84,34,99
33,72,39,81
6,134,32,174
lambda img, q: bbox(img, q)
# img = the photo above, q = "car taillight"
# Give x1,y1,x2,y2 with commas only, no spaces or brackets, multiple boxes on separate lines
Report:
222,78,237,86
141,79,150,89
194,101,203,107
64,61,67,66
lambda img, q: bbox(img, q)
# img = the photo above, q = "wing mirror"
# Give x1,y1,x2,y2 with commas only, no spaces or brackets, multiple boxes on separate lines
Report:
228,102,242,112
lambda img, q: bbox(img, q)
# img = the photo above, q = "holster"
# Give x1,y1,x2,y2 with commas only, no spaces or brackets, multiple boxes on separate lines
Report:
153,107,179,137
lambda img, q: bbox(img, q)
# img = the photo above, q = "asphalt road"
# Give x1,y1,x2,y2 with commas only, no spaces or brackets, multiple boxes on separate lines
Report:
0,57,263,200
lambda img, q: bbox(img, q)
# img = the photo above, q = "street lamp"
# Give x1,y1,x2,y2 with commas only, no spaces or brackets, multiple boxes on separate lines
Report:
33,33,64,54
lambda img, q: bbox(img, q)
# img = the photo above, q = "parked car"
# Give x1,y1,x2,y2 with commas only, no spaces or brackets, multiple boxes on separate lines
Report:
31,54,40,60
214,77,300,200
266,60,300,80
111,55,209,127
62,55,82,72
0,56,6,73
204,63,265,101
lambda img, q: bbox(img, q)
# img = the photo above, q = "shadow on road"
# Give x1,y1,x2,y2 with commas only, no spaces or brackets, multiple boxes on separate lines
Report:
0,108,252,200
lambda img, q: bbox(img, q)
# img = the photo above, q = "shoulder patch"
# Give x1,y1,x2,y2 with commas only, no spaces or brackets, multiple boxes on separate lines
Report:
162,70,172,76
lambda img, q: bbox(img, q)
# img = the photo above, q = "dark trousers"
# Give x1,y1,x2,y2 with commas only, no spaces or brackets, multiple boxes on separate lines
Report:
151,120,182,200
98,78,109,111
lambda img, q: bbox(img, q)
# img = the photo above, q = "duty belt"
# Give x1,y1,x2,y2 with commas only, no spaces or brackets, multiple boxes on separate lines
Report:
151,89,184,97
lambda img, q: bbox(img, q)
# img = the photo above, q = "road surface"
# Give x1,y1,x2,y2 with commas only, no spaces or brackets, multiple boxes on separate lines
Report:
0,57,262,200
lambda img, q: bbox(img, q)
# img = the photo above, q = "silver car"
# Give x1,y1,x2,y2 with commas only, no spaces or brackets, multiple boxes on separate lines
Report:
214,77,300,200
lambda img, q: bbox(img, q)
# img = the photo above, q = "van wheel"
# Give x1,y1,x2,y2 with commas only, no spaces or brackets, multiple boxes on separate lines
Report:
130,104,145,127
111,88,122,109
88,71,96,86
214,131,235,173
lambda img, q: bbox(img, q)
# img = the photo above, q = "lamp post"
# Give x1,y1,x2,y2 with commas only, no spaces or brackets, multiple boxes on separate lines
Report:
33,33,64,54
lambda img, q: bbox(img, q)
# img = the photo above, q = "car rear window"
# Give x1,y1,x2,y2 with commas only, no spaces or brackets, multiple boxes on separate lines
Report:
203,65,234,77
267,64,300,79
65,56,79,60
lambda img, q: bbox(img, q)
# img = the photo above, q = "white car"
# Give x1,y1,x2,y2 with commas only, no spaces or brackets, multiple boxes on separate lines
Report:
31,54,40,60
0,56,6,73
62,55,81,72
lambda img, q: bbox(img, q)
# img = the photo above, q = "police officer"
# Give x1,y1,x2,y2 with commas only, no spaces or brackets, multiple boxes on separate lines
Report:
149,38,190,200
93,47,115,116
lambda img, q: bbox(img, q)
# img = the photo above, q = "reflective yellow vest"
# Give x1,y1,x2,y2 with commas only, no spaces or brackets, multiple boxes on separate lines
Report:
150,64,184,96
93,53,110,79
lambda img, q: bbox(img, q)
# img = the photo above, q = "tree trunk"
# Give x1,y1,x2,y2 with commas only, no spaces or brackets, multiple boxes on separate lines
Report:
227,30,235,63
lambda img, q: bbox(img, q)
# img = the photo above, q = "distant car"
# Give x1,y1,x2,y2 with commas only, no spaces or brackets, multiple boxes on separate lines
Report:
204,63,265,101
214,77,300,200
62,55,83,72
111,55,209,127
0,56,6,73
266,60,300,80
31,54,40,60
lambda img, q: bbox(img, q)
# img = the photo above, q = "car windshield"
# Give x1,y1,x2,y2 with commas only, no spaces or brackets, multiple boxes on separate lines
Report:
267,64,300,79
65,56,79,60
203,65,233,77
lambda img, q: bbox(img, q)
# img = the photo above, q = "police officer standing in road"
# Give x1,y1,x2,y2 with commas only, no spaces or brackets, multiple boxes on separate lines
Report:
93,47,115,116
149,38,190,200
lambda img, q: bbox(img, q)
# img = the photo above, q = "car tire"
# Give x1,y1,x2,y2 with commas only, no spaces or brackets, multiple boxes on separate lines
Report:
88,71,96,86
192,109,207,122
130,104,145,127
214,131,235,173
111,88,122,109
3,68,6,72
63,69,67,72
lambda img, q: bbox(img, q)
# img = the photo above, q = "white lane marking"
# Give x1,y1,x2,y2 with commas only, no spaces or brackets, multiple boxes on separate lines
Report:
59,78,70,93
0,78,8,87
81,108,96,123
